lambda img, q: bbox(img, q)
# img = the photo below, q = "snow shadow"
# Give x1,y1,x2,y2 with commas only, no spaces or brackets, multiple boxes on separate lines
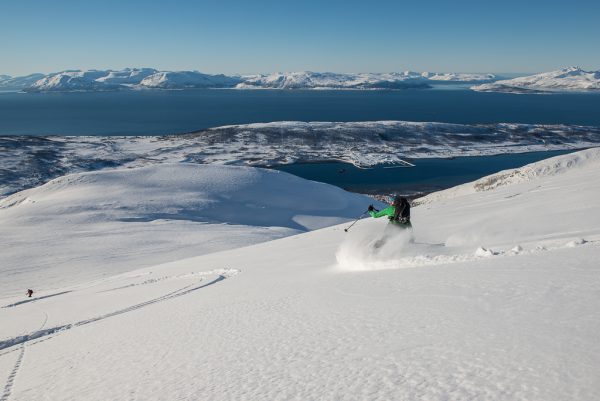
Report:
2,291,72,308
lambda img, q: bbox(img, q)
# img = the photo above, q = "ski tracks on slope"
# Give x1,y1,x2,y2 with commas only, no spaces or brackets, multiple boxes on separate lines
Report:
0,268,240,353
0,346,24,401
337,234,599,272
0,294,49,401
0,268,240,400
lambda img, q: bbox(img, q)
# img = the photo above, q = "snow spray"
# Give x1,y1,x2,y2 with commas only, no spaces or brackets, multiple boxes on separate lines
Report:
336,223,415,271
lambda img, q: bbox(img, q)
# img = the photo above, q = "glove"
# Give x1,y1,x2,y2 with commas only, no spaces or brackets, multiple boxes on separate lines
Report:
368,205,374,212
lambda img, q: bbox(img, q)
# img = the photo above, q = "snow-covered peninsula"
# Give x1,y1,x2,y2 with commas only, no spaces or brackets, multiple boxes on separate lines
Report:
471,67,600,93
0,69,498,92
2,120,599,198
1,148,599,400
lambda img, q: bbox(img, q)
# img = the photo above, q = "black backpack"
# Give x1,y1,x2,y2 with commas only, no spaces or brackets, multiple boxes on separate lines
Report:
392,196,410,222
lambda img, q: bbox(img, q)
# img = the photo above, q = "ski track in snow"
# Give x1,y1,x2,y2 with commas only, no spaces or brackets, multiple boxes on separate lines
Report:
0,269,240,354
0,287,51,401
0,346,24,401
336,227,598,272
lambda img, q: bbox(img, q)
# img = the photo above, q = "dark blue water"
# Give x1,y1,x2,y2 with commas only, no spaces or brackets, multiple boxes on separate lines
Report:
1,89,599,135
275,150,574,195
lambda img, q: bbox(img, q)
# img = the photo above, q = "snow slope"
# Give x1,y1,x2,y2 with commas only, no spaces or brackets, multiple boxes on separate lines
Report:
138,71,243,89
3,120,599,197
0,164,380,296
415,146,600,205
472,66,600,93
0,74,45,90
26,70,123,92
94,68,157,85
0,149,599,400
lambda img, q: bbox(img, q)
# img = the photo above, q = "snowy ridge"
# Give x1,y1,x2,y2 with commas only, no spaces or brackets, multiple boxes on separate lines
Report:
414,146,600,205
235,71,430,89
2,120,600,197
3,68,498,91
0,73,45,90
25,69,241,92
421,71,496,82
27,70,122,92
138,71,242,89
471,66,600,93
95,68,157,85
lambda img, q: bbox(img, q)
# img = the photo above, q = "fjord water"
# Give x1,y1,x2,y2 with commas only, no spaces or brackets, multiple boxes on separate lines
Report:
1,89,600,135
275,150,574,196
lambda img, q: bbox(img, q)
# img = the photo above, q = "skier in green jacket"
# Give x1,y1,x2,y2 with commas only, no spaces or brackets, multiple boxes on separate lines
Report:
367,195,412,228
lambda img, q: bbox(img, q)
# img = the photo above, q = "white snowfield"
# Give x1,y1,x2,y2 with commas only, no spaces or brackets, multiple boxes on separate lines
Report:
1,149,600,400
472,66,600,93
3,68,498,92
0,164,377,296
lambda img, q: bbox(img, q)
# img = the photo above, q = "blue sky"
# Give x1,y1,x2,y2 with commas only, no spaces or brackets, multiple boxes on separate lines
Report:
1,0,599,76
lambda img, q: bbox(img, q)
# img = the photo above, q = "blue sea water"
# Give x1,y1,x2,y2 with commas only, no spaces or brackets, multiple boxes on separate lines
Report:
274,150,574,196
0,89,599,136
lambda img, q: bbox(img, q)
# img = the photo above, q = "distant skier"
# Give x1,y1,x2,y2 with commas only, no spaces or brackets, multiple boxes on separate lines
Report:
26,289,33,298
367,195,412,229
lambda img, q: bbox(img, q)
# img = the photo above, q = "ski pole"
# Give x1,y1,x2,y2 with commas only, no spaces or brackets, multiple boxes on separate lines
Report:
344,211,368,232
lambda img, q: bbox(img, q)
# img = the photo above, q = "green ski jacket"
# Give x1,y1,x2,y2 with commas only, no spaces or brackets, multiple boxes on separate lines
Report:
369,206,395,218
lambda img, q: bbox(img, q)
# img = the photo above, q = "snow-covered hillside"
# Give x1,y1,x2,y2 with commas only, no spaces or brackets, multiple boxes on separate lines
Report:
472,66,600,93
3,68,500,91
0,149,599,400
138,71,242,89
24,69,241,92
421,71,496,82
236,71,430,89
415,146,600,205
94,68,157,85
0,164,380,296
27,70,123,92
0,73,45,90
2,120,599,197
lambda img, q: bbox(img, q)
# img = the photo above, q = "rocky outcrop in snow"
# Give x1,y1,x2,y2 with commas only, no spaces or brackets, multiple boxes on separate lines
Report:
471,67,600,93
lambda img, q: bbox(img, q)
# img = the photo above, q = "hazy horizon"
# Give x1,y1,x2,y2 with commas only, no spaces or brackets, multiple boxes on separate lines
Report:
2,0,599,77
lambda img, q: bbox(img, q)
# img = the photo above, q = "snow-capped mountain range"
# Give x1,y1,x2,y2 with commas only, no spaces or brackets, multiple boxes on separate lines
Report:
3,67,599,92
2,120,599,198
236,71,431,89
0,68,498,92
471,67,600,93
